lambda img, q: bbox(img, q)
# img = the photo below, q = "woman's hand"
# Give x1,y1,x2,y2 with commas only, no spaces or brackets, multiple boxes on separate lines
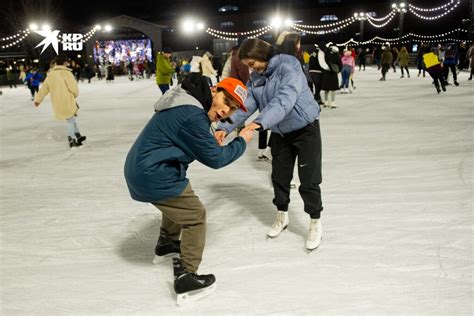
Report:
241,122,262,134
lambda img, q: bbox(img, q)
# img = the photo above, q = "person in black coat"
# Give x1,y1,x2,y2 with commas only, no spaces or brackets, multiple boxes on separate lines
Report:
309,42,326,104
321,45,342,108
357,47,367,71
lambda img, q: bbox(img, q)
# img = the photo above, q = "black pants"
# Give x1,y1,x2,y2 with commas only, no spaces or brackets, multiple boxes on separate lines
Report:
381,63,390,78
258,130,269,150
270,120,323,218
29,86,38,97
443,64,457,82
427,65,444,89
401,66,409,76
310,72,323,103
358,61,366,71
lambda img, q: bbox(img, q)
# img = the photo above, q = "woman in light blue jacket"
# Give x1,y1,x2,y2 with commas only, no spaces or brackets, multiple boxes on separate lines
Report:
215,38,324,251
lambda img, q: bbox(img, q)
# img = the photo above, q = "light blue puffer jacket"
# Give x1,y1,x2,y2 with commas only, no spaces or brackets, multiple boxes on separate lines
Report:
218,54,320,135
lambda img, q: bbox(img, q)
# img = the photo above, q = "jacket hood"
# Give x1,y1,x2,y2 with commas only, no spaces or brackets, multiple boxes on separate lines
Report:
154,73,212,112
154,85,203,112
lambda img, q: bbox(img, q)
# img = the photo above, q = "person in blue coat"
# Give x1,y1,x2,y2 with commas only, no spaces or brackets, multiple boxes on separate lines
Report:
215,38,323,251
443,45,459,86
124,74,253,299
24,68,42,100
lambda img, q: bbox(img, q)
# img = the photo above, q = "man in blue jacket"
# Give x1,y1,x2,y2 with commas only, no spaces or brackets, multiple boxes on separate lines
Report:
124,75,253,302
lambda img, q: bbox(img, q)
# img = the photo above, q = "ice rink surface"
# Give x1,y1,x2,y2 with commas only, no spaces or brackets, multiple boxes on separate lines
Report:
1,68,472,315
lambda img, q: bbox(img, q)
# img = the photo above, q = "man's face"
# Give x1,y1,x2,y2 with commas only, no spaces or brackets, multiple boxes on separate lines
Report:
208,90,240,122
241,58,268,74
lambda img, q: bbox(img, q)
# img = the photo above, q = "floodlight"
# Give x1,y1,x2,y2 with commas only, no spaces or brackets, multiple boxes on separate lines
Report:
270,16,283,28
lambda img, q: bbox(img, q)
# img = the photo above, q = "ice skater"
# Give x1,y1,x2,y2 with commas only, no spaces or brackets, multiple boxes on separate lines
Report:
155,47,174,95
215,38,324,251
423,48,447,94
34,54,86,148
124,75,253,305
24,68,42,101
398,46,410,78
443,45,459,86
380,46,393,81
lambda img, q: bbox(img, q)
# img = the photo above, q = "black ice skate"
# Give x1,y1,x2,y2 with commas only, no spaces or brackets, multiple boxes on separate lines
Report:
68,136,82,148
173,257,216,306
153,229,181,264
75,133,86,145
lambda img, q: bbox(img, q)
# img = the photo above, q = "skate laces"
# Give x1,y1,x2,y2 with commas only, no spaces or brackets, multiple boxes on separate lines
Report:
272,212,287,229
308,220,320,240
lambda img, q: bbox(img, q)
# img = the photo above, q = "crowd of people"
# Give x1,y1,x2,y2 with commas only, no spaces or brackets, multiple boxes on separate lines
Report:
1,34,473,304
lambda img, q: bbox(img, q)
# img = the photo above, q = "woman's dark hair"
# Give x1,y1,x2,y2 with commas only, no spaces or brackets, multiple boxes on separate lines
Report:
238,38,275,62
277,32,301,56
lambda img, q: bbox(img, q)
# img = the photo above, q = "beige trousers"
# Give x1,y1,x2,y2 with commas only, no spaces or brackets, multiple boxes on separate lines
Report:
152,183,206,273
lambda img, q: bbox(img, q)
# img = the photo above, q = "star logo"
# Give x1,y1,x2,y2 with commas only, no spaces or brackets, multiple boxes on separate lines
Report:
34,30,60,54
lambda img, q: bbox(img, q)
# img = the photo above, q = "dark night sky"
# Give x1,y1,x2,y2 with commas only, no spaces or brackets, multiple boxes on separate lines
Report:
1,0,468,30
0,0,469,51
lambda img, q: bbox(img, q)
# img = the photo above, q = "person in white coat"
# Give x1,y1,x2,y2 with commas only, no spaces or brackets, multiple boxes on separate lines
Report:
34,54,86,148
201,52,217,86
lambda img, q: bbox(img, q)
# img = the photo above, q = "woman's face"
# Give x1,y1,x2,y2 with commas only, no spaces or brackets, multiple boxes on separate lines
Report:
241,58,268,74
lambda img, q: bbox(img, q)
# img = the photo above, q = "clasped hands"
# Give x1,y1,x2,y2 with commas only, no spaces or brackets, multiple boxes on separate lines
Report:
214,122,261,146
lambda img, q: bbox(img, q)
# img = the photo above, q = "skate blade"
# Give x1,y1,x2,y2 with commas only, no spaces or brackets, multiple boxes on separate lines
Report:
306,236,323,253
176,283,216,306
152,253,179,264
266,225,288,239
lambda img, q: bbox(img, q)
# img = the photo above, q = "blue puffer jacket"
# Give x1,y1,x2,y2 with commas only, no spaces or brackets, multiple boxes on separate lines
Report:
124,85,246,203
443,49,458,66
218,54,320,135
24,72,42,87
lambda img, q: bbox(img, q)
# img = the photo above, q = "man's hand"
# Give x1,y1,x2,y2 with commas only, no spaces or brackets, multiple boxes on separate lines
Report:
214,130,227,146
34,101,40,107
238,128,254,143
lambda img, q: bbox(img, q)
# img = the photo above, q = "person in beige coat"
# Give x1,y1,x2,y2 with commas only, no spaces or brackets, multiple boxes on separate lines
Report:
34,54,86,148
397,46,410,78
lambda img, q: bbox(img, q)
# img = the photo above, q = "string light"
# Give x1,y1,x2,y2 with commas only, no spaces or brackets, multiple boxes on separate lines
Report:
292,16,356,29
1,29,30,49
331,29,470,46
409,0,458,12
366,9,396,22
291,18,355,34
206,25,272,37
366,11,397,28
407,28,467,39
408,0,460,20
205,26,272,40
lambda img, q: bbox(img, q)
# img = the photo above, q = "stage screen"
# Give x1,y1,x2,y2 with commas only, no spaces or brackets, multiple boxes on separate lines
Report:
93,38,152,65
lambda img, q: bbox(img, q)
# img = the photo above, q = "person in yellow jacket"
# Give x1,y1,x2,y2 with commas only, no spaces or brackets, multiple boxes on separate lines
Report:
423,48,447,94
156,47,174,95
34,54,86,148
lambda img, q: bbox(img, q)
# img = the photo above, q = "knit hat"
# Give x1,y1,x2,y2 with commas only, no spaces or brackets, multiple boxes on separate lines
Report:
162,47,172,54
216,78,248,112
